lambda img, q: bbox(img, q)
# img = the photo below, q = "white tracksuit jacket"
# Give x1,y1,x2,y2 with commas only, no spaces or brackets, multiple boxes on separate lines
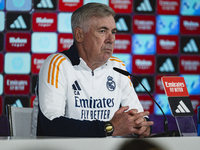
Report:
32,44,144,137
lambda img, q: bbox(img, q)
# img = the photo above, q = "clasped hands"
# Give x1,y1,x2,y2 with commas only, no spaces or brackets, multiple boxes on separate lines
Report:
110,106,154,138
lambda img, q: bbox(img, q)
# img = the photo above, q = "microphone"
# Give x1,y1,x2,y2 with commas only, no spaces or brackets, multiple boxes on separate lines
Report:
113,67,180,137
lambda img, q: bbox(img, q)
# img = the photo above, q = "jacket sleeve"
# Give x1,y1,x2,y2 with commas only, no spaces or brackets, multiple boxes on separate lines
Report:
37,54,106,137
37,107,106,137
116,64,153,135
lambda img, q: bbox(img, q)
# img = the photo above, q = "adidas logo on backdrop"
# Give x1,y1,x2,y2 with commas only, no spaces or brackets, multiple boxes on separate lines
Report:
10,15,27,29
134,0,156,14
6,13,30,31
115,15,131,33
116,18,128,31
157,56,178,74
137,0,152,11
181,36,200,54
132,76,154,93
135,78,151,92
34,0,57,10
183,39,198,52
159,58,175,72
37,0,54,8
12,99,23,107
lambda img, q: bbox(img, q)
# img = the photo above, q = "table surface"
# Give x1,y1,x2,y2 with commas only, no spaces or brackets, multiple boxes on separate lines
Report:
0,136,200,150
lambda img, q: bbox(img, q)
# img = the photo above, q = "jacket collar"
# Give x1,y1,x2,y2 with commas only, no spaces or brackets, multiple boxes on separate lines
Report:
61,43,80,66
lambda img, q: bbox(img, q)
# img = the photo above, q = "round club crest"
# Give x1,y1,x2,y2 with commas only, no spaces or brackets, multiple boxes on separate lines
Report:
106,76,116,91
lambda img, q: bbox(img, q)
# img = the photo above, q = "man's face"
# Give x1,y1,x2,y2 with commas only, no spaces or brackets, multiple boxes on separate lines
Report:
81,15,117,65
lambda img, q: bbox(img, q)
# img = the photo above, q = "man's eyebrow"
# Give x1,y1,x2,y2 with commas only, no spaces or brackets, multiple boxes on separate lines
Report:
112,28,118,32
98,26,118,31
98,26,109,30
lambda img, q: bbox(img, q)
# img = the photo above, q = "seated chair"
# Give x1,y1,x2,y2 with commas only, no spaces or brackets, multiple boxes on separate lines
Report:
6,105,33,137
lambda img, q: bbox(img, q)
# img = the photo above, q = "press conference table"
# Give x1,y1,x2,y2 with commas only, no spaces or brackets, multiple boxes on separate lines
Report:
0,136,200,150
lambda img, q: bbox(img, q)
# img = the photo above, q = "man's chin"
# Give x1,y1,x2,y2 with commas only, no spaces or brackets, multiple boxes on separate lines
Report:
103,52,112,60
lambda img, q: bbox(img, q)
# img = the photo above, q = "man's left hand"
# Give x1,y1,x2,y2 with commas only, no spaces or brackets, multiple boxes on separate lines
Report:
126,109,153,138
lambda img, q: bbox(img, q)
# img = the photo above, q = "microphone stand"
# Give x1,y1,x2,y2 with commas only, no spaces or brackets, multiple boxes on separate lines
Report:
113,67,180,137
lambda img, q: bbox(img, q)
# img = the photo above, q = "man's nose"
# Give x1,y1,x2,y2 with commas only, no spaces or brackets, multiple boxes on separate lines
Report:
105,32,115,44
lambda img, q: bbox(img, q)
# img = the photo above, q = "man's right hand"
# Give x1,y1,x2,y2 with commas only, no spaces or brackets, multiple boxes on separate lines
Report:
110,106,154,137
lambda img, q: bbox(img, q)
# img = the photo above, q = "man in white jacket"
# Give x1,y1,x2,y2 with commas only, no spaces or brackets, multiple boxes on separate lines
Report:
32,2,153,137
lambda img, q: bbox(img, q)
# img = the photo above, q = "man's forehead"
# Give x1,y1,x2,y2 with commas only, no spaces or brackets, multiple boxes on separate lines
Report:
90,16,116,29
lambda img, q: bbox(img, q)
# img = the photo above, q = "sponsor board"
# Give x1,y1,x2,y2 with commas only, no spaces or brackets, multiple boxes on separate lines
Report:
6,0,31,11
156,35,179,54
115,15,131,33
131,75,154,94
180,74,200,95
138,95,154,113
109,0,132,13
4,75,30,95
180,36,200,54
34,0,57,10
156,56,178,74
59,0,82,12
4,53,31,74
133,15,156,34
58,33,73,52
6,13,31,31
156,15,180,35
180,0,200,16
6,32,31,52
58,12,72,33
132,34,156,54
31,54,50,74
6,0,32,11
168,97,194,117
134,0,156,14
31,32,57,53
157,0,180,14
180,16,200,34
114,34,131,53
32,13,57,32
155,75,165,94
162,76,189,97
132,55,155,74
154,94,171,115
180,56,200,74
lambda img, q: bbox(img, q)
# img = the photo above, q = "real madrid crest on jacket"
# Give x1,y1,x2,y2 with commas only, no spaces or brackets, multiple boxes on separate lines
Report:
106,76,116,91
34,43,144,136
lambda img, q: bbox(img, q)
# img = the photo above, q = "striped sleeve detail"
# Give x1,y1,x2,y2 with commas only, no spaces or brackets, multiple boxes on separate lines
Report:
110,56,125,66
55,58,66,88
110,56,132,86
128,76,133,87
47,54,66,88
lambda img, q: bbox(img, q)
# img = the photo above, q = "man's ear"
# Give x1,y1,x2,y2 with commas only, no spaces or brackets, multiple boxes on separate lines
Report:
74,27,84,43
